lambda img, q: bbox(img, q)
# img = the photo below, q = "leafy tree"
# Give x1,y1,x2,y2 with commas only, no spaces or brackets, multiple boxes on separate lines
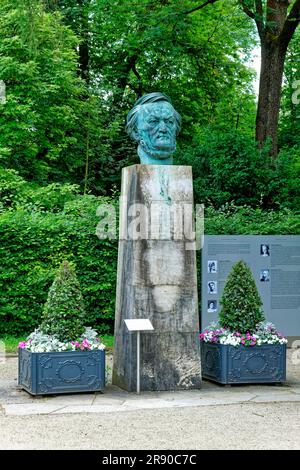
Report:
45,0,91,81
239,0,300,157
275,147,300,211
176,131,286,208
219,260,265,333
48,0,256,177
40,260,86,341
0,0,87,183
0,168,79,212
161,0,300,157
90,0,256,127
280,28,300,149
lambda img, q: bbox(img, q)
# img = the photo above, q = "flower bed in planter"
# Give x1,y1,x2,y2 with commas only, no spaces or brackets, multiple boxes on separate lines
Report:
200,323,287,384
18,328,105,395
200,260,288,385
18,348,105,395
201,342,286,384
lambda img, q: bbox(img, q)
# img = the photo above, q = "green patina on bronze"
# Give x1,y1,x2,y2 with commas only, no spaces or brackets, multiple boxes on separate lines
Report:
126,92,181,165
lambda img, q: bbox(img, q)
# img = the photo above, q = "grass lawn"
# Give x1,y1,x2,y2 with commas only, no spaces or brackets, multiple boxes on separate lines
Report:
101,334,114,350
0,336,26,354
0,334,114,354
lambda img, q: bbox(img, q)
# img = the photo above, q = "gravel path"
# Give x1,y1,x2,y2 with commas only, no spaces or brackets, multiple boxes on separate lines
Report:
0,349,299,450
0,402,299,450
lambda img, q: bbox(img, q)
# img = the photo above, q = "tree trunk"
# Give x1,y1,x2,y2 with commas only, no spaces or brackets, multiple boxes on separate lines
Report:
256,38,288,157
79,40,89,82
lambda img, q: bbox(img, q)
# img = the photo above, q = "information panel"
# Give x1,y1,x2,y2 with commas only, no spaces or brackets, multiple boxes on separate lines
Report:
201,236,300,337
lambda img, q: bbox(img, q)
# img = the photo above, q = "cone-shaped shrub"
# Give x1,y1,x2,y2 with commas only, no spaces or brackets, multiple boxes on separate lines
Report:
40,261,86,341
219,260,265,333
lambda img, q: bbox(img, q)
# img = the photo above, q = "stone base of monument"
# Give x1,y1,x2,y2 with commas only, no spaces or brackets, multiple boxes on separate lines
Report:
114,332,201,391
113,164,202,391
201,342,286,384
18,348,105,395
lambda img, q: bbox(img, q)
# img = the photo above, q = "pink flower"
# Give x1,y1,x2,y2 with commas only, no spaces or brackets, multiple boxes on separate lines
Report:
18,341,27,349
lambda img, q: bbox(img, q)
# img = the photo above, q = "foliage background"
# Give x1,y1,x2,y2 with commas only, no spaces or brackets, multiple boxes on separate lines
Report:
0,171,299,335
0,0,299,335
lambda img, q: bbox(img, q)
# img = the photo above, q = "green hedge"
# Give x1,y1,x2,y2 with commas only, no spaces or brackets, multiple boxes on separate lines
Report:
204,204,300,234
0,195,118,336
0,194,299,336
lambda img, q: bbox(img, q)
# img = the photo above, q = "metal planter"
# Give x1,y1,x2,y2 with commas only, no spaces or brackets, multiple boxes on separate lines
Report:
201,342,286,384
18,348,105,395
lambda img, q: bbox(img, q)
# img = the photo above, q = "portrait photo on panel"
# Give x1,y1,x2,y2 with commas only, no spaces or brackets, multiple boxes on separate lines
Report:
207,260,218,273
207,300,217,313
260,269,270,282
260,244,270,257
208,281,217,294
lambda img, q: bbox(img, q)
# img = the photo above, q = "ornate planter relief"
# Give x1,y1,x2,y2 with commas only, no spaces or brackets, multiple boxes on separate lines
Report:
18,348,105,395
201,342,286,384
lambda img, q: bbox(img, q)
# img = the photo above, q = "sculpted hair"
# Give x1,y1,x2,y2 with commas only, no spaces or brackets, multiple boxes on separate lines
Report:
125,92,182,141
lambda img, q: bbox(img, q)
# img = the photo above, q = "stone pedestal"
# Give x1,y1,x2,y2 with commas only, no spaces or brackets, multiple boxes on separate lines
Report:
113,165,201,391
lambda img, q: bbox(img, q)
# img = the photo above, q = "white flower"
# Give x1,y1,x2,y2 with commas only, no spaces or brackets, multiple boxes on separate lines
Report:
22,327,106,352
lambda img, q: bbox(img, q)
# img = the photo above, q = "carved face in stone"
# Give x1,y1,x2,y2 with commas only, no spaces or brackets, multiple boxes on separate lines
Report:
126,92,181,165
144,242,184,313
136,102,177,160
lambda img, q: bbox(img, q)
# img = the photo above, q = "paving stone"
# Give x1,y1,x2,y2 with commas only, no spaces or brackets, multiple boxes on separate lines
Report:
3,404,67,416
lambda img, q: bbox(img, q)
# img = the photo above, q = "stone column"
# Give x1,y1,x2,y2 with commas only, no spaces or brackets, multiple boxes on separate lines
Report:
112,164,201,391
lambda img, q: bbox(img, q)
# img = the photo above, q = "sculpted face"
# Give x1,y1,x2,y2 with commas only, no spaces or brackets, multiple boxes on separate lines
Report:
126,93,181,165
136,102,177,161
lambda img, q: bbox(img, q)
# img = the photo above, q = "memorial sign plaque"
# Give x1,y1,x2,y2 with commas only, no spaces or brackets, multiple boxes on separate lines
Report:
202,236,300,338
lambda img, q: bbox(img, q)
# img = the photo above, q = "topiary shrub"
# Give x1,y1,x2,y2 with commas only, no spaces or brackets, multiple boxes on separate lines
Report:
40,260,86,341
219,260,265,333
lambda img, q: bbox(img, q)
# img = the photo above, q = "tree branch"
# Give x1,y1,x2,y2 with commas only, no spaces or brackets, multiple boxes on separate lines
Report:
183,0,220,15
131,60,143,97
279,0,300,46
239,0,256,20
240,1,265,39
255,0,265,38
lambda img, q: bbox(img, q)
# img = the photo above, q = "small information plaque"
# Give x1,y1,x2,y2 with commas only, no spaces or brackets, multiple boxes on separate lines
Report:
124,319,154,332
124,318,154,394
